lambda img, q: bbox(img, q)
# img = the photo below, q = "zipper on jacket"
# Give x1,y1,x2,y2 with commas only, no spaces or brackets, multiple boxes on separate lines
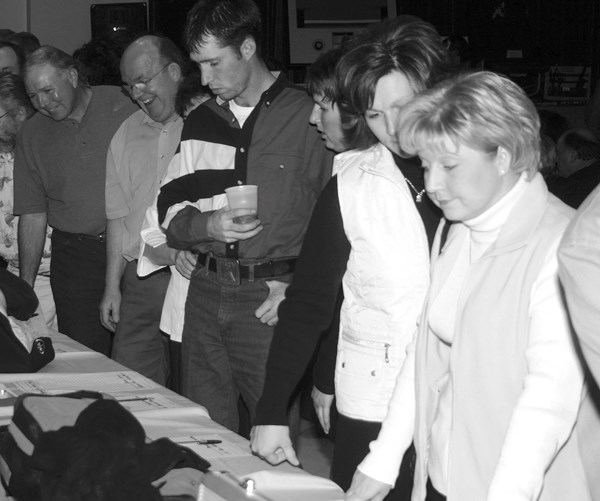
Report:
343,333,391,363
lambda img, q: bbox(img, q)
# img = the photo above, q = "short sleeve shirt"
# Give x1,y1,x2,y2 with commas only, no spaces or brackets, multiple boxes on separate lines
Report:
13,86,138,235
105,109,183,260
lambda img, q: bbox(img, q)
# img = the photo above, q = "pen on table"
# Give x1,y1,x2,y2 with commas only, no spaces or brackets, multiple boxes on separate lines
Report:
178,439,223,445
117,397,150,402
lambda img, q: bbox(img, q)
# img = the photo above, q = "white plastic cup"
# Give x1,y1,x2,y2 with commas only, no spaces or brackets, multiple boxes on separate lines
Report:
225,185,258,224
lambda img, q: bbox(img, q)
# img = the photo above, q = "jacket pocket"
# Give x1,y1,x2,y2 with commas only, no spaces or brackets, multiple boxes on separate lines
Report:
335,332,391,409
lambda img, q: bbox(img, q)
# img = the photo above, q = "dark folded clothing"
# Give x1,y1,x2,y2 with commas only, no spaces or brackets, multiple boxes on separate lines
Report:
3,397,209,501
0,268,39,320
0,269,53,373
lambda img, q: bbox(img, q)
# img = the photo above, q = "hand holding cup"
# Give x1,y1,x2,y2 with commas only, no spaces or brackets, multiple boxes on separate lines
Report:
225,185,258,224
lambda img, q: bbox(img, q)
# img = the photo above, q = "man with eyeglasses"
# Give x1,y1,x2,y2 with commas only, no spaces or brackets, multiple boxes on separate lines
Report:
100,35,185,384
13,46,136,354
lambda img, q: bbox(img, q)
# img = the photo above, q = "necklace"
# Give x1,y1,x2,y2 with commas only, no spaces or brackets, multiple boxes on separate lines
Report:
404,178,425,203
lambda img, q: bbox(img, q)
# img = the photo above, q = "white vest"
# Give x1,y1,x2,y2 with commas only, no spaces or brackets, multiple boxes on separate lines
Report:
334,143,430,420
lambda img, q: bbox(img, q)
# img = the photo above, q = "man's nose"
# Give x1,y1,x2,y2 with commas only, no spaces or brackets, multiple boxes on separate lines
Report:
309,104,321,125
130,85,144,100
36,93,49,109
201,67,213,86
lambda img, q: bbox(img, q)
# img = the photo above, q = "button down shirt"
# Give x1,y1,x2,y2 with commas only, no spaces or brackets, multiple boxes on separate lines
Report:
157,73,334,260
106,109,183,261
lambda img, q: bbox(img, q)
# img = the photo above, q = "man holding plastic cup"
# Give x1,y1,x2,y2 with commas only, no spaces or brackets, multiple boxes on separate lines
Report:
156,0,333,433
225,185,258,224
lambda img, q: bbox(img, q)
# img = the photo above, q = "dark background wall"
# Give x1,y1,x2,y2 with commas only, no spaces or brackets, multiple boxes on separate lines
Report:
149,0,600,92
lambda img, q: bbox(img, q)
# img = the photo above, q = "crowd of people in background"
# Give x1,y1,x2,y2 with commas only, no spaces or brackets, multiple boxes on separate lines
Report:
2,1,600,500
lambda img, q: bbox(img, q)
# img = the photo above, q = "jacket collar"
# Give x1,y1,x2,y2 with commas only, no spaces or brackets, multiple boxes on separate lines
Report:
215,71,288,108
436,173,547,275
357,143,397,176
485,172,548,256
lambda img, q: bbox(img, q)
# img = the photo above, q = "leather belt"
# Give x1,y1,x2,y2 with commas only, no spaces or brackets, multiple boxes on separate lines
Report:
53,229,105,243
195,252,296,285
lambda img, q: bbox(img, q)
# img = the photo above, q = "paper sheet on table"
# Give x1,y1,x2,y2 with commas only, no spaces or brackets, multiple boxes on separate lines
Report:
245,470,344,501
115,393,191,413
171,434,250,459
0,371,158,397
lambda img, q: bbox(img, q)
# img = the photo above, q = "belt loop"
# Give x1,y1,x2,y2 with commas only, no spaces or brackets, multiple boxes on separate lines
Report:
203,254,211,276
248,263,255,283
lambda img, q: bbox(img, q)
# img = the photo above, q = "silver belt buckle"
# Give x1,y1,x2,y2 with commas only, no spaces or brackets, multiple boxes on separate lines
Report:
216,258,241,285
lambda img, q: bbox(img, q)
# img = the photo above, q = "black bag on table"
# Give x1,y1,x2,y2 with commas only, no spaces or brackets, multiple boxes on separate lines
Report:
0,269,54,373
0,391,211,500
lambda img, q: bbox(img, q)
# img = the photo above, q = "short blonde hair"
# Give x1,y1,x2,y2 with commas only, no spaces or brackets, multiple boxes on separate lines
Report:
397,71,541,177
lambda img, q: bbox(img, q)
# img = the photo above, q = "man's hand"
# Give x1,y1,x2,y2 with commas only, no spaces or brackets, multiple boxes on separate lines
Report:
99,288,121,332
207,206,263,243
174,250,197,279
311,386,334,434
345,470,392,501
250,425,300,466
0,289,7,317
255,280,288,326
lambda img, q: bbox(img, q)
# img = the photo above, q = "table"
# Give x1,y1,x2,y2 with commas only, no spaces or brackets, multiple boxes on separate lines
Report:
0,330,344,501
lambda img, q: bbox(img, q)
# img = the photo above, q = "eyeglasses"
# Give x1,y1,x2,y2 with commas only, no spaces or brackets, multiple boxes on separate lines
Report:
0,110,9,120
122,63,171,96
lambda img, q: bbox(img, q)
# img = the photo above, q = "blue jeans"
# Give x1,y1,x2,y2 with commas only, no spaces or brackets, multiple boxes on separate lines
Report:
111,261,170,384
50,230,112,355
181,269,275,432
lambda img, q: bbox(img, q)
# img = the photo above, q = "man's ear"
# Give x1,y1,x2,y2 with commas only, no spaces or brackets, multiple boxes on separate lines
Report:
15,106,27,123
240,37,256,60
168,62,182,82
66,67,79,88
566,148,578,164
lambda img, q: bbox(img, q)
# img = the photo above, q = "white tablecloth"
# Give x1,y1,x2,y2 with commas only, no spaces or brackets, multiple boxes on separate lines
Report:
0,330,344,500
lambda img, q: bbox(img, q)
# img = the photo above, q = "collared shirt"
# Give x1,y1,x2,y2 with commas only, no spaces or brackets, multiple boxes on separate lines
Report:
156,73,334,260
106,109,183,260
0,151,51,274
13,86,137,235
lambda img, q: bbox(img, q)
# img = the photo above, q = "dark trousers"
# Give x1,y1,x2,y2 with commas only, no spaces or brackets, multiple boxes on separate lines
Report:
426,479,446,501
168,339,182,394
50,229,112,355
331,413,414,500
111,261,170,384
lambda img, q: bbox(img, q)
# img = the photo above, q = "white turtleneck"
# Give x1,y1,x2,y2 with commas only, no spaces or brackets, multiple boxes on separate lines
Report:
428,173,528,345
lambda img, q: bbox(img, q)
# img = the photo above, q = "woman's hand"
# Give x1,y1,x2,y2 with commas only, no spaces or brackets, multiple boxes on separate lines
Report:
345,470,392,501
249,425,300,466
311,386,334,434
